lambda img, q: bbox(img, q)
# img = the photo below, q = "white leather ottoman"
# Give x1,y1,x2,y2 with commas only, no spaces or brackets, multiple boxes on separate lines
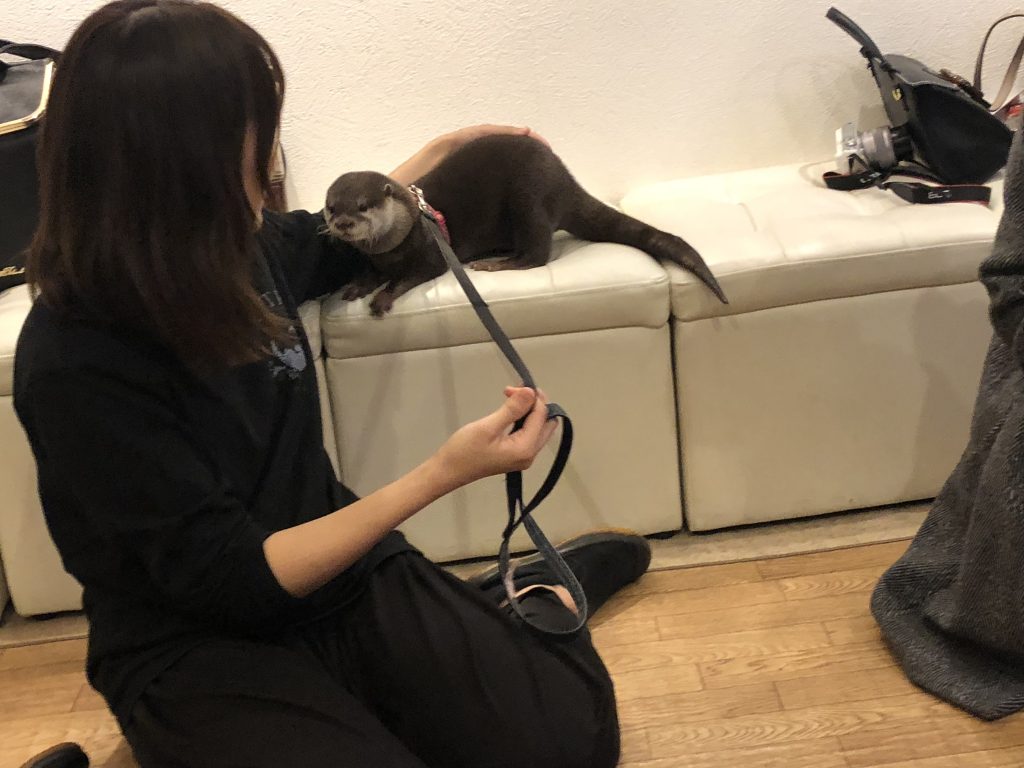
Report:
321,236,683,561
0,284,83,616
621,163,1001,531
0,290,335,618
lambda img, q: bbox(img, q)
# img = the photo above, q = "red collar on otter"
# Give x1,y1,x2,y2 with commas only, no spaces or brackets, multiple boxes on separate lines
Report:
408,185,451,244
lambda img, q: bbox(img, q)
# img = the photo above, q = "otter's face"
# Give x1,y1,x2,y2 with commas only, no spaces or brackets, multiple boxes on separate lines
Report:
324,173,413,253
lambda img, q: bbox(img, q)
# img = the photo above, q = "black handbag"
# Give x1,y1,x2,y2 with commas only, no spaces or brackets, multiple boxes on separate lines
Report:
825,8,1013,204
0,40,59,292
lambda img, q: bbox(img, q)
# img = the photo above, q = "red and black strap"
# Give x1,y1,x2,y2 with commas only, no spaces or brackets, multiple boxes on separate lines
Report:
823,165,992,205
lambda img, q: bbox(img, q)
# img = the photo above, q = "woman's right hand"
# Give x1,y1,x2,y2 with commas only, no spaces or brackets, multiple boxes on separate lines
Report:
432,387,559,488
266,387,556,596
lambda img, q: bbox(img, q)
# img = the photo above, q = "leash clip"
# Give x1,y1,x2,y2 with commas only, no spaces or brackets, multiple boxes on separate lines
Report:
409,184,452,243
409,184,432,214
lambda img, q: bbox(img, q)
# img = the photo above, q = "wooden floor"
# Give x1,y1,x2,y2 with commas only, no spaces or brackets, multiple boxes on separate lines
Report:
3,540,1023,767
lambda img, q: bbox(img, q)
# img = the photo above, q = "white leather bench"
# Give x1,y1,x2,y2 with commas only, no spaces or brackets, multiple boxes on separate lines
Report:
0,284,82,616
320,236,684,561
0,162,1004,617
620,162,1001,531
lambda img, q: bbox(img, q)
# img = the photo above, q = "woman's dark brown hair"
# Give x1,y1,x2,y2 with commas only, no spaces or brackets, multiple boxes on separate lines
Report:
28,0,290,371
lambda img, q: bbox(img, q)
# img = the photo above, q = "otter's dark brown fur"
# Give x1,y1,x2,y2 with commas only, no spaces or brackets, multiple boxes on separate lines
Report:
323,175,447,315
324,134,726,315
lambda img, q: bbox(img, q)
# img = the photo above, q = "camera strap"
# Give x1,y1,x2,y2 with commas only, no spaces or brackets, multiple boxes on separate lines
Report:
823,166,992,205
411,186,589,636
880,181,991,205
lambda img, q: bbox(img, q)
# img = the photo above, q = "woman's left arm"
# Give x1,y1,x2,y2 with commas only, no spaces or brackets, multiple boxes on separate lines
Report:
388,124,549,186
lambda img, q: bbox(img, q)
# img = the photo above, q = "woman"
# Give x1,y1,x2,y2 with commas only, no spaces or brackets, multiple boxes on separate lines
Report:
14,2,651,767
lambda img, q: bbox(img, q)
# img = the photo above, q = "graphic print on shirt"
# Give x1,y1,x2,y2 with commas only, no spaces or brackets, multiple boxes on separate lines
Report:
260,286,307,381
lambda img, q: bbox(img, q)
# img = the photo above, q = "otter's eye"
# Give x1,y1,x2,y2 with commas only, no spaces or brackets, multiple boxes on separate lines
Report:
358,202,368,213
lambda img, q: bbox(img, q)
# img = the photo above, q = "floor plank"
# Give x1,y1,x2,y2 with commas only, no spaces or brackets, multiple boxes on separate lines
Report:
0,638,88,671
775,665,920,709
590,614,661,648
699,640,896,690
600,622,832,673
619,727,653,764
0,661,89,721
755,540,909,580
840,709,1024,768
620,737,849,768
73,684,108,713
657,592,868,641
823,615,886,645
0,709,129,768
621,561,764,597
610,661,705,702
642,693,945,759
612,581,786,624
615,683,781,731
852,745,1024,768
776,565,884,601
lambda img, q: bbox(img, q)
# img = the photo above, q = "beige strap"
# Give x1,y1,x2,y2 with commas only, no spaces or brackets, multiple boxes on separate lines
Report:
974,13,1024,112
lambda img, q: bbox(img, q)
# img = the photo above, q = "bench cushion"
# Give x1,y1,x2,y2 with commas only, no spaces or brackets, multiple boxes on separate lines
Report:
620,162,1004,321
321,236,670,360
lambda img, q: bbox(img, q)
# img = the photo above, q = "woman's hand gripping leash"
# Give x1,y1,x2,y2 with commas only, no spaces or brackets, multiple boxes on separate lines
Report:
434,387,558,487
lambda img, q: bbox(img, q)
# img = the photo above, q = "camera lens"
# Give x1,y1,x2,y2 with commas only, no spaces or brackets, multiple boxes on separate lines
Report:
890,125,914,163
836,122,907,174
859,127,897,170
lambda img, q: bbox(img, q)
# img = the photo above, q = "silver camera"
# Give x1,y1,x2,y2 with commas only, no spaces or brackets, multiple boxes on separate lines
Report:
835,122,912,174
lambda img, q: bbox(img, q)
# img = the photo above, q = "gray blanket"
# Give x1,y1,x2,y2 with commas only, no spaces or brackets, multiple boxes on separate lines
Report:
871,132,1024,721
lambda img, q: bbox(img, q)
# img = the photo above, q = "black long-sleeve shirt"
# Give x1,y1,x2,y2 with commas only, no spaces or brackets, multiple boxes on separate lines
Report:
13,210,410,724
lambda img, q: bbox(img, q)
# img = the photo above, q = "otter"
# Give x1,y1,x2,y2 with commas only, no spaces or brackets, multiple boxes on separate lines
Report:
323,176,449,316
324,134,726,316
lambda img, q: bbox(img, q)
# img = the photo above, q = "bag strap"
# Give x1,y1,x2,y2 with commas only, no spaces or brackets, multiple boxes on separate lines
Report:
974,14,1024,112
415,198,588,636
826,7,892,70
0,41,61,60
0,40,61,84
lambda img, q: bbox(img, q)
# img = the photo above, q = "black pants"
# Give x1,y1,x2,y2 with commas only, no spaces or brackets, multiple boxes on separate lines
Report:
123,551,620,768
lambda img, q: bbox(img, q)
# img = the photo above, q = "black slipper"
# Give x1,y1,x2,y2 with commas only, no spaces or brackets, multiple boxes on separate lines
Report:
467,528,652,617
19,744,89,768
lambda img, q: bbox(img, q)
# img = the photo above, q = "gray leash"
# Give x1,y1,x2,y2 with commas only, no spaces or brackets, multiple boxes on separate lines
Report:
411,185,588,634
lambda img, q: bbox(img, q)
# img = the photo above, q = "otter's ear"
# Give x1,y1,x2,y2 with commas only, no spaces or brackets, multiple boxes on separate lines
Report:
383,183,393,198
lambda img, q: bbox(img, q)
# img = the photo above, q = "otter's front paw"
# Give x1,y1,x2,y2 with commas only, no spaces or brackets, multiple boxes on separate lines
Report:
340,279,380,302
369,291,395,317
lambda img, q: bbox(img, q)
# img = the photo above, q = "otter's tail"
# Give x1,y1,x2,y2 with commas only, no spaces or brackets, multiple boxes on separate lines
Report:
561,190,728,304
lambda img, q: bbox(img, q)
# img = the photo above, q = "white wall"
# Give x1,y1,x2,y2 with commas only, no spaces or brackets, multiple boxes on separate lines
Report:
7,0,1021,210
